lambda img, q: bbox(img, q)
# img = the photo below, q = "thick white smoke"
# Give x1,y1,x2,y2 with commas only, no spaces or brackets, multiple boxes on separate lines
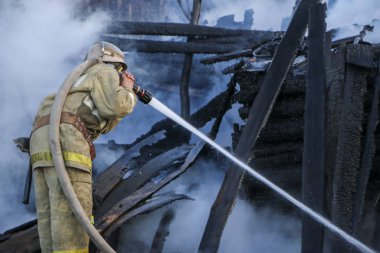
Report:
202,0,295,30
0,0,107,232
327,0,380,42
118,160,300,253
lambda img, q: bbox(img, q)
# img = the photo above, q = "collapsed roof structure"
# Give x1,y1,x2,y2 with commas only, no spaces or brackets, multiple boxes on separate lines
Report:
1,0,380,252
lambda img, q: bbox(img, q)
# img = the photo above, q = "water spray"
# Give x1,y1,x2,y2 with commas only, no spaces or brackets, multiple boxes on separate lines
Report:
132,83,376,253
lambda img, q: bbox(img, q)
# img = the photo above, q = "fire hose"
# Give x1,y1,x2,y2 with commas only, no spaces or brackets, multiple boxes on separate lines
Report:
49,58,153,253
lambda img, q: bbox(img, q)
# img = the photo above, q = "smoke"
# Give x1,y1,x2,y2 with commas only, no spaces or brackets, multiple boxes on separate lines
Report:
326,0,380,42
202,0,295,30
118,159,300,253
0,0,107,232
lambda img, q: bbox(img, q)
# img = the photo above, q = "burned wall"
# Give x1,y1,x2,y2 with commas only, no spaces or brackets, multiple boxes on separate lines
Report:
232,42,380,251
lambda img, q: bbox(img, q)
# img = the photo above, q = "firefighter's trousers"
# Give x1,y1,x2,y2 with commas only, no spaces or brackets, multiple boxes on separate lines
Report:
34,166,92,253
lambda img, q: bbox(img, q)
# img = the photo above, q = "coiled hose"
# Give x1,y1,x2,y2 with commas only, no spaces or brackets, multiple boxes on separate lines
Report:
49,58,116,253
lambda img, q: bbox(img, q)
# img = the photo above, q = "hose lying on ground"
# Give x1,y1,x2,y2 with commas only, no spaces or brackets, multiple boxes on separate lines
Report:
49,58,116,253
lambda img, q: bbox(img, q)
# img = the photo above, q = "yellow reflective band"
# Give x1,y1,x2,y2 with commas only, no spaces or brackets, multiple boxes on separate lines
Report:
53,248,88,253
91,215,95,225
31,151,92,168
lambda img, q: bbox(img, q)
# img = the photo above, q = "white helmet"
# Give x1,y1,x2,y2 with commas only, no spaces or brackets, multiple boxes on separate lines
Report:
85,41,127,70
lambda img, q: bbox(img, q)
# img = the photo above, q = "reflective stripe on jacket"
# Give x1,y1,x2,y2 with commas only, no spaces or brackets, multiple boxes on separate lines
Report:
30,63,137,172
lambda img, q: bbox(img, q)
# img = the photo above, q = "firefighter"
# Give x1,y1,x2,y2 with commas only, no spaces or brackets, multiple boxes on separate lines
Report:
30,41,137,253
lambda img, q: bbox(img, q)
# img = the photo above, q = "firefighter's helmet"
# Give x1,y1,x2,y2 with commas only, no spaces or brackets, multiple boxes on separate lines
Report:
85,41,127,70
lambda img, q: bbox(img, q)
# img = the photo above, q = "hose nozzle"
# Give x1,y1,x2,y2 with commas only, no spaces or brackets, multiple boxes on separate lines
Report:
133,82,152,104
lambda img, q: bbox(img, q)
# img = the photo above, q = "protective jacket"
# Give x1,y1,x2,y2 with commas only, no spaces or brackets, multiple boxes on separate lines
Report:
30,63,137,172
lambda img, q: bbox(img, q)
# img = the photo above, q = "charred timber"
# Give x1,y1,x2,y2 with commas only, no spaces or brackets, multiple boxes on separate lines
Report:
234,117,305,145
235,72,306,99
95,142,204,234
103,193,191,238
101,37,264,54
328,64,368,252
180,0,202,119
149,209,176,253
106,21,277,38
200,50,252,65
199,0,310,251
238,95,306,119
324,43,346,218
209,77,237,139
95,145,192,217
93,131,166,205
301,3,326,253
245,165,302,189
253,141,303,157
352,61,380,233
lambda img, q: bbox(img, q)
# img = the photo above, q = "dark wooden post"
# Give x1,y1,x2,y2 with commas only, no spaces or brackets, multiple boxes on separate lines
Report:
198,1,310,252
352,52,380,234
301,2,326,253
180,0,202,119
327,54,368,253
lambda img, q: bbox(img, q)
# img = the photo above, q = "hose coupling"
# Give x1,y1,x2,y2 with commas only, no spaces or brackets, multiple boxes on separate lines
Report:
133,82,152,104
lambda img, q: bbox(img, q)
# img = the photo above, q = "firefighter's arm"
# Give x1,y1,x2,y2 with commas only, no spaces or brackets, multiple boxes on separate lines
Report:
91,67,137,120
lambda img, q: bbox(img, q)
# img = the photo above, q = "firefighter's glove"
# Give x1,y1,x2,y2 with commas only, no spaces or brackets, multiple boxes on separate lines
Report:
120,71,135,91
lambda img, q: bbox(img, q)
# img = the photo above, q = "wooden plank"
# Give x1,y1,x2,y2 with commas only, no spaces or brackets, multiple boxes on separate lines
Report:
198,0,310,252
372,203,380,251
301,2,326,253
324,43,346,220
95,144,192,217
328,64,368,252
95,141,205,233
149,209,176,253
103,193,192,238
352,62,380,232
101,36,267,54
201,49,253,65
209,77,237,139
93,131,166,204
180,0,202,119
346,44,376,69
106,21,276,38
0,224,39,252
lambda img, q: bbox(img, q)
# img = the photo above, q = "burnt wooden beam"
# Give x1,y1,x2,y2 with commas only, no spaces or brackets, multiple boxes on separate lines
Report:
93,131,166,205
95,142,204,233
104,36,247,54
324,43,346,220
209,77,237,139
0,221,39,252
201,49,253,65
102,36,254,54
103,193,191,238
352,61,380,233
95,145,192,218
106,21,276,38
372,201,380,251
346,44,377,69
301,2,326,253
328,64,368,252
180,0,203,119
198,0,310,252
149,209,176,253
